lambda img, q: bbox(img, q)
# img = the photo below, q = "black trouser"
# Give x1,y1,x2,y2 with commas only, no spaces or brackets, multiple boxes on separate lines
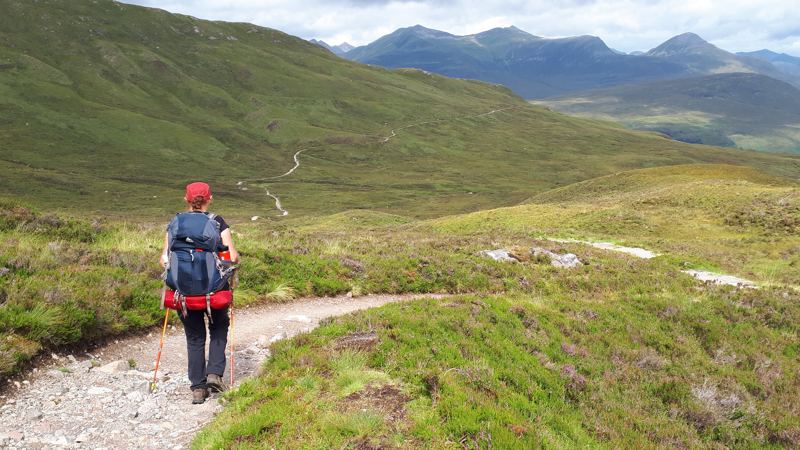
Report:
179,307,229,390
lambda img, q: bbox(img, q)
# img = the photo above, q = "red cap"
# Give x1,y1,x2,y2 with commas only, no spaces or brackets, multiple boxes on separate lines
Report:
185,182,211,201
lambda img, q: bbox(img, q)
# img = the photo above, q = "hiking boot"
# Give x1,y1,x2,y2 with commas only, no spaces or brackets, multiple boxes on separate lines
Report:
206,373,227,393
192,388,209,404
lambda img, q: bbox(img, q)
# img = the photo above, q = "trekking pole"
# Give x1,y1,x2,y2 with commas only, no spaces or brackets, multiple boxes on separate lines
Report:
151,308,171,393
229,302,235,386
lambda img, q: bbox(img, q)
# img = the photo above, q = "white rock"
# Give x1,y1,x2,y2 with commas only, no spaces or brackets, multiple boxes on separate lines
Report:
95,360,130,374
553,239,658,259
285,315,312,323
478,249,518,262
87,387,113,396
256,335,269,348
591,242,658,259
135,381,152,394
532,247,582,268
270,332,288,343
125,391,145,402
251,216,259,221
682,270,757,288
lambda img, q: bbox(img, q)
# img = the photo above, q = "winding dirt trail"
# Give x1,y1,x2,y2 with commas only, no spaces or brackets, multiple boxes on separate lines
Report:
0,293,446,450
242,105,520,217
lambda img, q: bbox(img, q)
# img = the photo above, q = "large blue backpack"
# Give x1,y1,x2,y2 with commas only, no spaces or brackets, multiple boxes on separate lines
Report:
164,212,231,296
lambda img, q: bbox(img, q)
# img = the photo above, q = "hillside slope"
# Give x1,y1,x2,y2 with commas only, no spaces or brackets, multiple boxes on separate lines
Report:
739,49,800,77
541,73,800,153
428,164,800,285
195,165,800,449
1,1,800,220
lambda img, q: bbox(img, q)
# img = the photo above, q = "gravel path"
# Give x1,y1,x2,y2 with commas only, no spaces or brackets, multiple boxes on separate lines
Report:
0,293,445,449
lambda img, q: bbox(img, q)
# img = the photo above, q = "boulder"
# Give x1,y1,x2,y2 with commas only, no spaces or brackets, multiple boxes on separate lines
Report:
269,332,288,343
478,249,519,262
94,360,130,374
532,247,582,268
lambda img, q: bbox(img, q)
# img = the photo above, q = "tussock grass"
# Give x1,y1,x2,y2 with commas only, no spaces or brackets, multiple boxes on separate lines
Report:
426,164,800,286
0,203,536,374
195,282,800,449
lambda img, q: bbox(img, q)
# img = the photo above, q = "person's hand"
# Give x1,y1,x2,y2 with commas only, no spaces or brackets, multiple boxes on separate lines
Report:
160,253,169,268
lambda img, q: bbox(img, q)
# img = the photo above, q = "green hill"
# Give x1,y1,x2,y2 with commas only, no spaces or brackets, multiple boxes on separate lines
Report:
2,0,800,220
541,73,800,153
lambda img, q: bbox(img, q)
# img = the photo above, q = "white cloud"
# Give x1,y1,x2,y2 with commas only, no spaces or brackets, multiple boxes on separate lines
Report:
122,0,800,55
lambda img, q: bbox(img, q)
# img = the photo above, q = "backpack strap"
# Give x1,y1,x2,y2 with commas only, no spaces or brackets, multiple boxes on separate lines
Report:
205,294,213,324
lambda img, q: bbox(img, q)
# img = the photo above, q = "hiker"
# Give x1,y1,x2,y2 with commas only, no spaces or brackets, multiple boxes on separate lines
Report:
160,181,239,404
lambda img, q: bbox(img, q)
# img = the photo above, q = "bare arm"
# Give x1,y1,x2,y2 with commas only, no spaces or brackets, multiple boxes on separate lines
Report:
160,232,169,268
221,228,239,263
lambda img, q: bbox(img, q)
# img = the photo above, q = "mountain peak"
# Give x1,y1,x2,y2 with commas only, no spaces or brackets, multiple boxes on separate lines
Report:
647,32,716,57
472,26,540,45
671,32,708,45
399,25,452,38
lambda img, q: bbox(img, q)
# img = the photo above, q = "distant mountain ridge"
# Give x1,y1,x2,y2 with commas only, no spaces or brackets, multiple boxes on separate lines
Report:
346,26,799,98
309,39,354,55
738,49,800,77
346,25,689,98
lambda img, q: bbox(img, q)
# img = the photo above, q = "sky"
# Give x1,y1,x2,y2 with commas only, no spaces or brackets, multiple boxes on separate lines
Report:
122,0,800,55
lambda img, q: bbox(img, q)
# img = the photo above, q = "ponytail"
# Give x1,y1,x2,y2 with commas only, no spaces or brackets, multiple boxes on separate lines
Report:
190,195,208,211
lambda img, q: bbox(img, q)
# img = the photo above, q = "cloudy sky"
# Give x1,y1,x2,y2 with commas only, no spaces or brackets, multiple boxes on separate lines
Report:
122,0,800,55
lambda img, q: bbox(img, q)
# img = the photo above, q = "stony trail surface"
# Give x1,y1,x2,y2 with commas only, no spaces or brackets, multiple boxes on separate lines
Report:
0,293,445,450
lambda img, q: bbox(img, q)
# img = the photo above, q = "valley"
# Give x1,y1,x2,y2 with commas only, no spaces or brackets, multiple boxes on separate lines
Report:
0,1,799,449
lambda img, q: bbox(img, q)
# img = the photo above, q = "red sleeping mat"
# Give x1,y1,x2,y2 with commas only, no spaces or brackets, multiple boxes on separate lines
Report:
162,289,233,311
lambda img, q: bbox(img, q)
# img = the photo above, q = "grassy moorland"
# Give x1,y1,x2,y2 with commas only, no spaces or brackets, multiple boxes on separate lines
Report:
0,202,537,375
541,73,800,153
3,0,800,220
195,285,799,449
427,164,800,286
186,164,800,449
1,164,798,447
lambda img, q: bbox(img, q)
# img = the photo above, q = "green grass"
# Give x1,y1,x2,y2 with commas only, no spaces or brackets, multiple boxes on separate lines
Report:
541,73,800,153
194,284,800,448
425,164,800,286
185,164,800,448
2,0,800,221
0,202,542,375
2,164,799,448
